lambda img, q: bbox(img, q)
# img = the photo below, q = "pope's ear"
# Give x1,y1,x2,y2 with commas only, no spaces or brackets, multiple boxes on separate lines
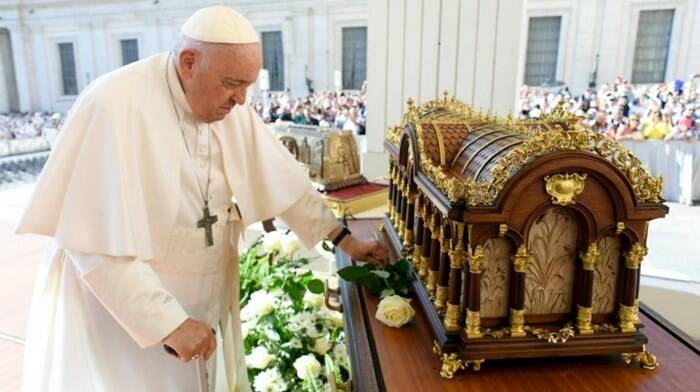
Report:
178,49,197,78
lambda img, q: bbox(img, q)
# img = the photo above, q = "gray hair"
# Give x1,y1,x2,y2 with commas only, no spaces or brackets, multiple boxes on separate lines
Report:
171,34,216,69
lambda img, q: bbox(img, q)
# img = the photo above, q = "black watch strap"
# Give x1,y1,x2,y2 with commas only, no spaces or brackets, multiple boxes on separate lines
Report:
331,226,352,247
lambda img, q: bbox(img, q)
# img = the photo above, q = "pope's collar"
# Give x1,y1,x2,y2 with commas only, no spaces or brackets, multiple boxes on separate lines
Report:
167,53,196,120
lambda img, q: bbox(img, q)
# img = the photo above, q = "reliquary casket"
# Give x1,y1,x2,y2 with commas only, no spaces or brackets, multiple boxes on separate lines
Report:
383,94,667,378
271,122,365,191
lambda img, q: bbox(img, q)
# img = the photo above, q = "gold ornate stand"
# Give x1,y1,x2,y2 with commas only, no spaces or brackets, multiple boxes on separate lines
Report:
433,341,485,379
621,345,660,370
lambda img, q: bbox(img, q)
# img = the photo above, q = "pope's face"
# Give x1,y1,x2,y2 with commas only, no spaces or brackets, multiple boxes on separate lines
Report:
178,43,262,123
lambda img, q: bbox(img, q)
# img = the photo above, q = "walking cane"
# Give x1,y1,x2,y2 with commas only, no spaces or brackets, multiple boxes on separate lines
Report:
164,344,209,392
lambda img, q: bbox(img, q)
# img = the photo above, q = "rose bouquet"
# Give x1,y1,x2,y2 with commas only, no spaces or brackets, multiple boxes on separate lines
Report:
240,231,351,392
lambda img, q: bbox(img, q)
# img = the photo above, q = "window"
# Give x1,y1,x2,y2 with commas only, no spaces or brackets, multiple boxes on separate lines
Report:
58,42,78,95
261,31,284,91
342,27,367,90
120,39,139,65
524,16,562,86
631,9,674,84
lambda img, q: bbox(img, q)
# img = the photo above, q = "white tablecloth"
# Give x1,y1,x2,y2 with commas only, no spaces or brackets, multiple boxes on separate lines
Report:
621,140,700,204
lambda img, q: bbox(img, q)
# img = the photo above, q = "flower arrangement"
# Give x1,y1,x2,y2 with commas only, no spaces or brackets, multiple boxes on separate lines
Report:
240,231,350,392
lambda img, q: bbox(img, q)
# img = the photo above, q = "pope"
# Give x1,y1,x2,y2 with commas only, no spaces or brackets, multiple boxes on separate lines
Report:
16,6,388,392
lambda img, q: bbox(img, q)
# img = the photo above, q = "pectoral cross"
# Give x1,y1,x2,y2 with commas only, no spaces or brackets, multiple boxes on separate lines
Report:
197,205,218,247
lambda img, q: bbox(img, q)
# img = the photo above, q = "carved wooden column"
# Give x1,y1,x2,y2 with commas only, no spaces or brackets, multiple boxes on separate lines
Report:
509,244,529,337
444,222,465,332
464,245,485,339
388,162,397,225
434,224,451,314
576,243,600,335
419,203,433,281
403,185,415,251
427,212,441,297
412,196,424,270
618,243,647,333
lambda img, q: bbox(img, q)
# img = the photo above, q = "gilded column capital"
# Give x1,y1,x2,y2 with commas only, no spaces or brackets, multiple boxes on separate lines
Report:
580,243,601,271
468,245,485,273
624,243,647,270
511,244,529,273
449,245,466,269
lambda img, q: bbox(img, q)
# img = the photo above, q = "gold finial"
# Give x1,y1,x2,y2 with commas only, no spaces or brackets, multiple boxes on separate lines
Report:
407,97,415,108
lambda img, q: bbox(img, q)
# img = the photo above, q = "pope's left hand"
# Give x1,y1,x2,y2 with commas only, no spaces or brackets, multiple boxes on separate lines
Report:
340,235,390,267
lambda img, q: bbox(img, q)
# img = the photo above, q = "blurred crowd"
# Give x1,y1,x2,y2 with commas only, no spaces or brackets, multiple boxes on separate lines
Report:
0,112,63,140
518,75,700,141
250,83,367,135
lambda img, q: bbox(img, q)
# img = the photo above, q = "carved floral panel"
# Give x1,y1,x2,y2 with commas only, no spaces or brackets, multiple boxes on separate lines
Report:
480,238,511,318
592,236,621,314
525,207,578,315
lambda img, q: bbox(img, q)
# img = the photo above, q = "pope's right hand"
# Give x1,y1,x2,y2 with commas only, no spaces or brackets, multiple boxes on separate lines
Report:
162,318,216,363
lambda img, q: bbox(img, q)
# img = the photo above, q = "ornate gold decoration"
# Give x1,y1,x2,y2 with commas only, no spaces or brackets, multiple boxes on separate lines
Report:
427,269,438,296
432,341,463,379
634,299,641,324
544,173,587,206
465,310,483,338
498,224,508,237
444,303,461,332
483,327,511,339
580,243,601,271
509,308,526,337
468,245,486,273
386,95,663,207
592,323,619,333
616,222,626,235
621,344,659,370
525,323,575,344
402,226,414,251
624,243,647,270
434,285,448,314
576,305,594,335
618,303,637,333
512,244,529,273
385,125,402,148
449,247,465,269
412,244,423,268
419,255,430,279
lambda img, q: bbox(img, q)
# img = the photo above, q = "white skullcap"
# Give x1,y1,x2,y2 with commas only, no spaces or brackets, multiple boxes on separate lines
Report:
181,6,259,44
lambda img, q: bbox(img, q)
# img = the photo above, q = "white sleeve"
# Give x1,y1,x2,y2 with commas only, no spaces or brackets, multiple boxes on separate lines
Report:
66,250,189,349
279,187,340,248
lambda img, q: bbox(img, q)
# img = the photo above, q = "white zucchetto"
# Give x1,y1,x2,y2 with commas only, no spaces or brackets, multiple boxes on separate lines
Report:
181,6,259,44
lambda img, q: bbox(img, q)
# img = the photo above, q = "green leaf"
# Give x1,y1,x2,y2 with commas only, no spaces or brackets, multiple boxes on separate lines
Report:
306,279,325,294
285,280,306,302
337,265,371,281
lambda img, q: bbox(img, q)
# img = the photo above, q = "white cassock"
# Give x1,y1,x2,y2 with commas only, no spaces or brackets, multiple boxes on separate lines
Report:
16,53,339,392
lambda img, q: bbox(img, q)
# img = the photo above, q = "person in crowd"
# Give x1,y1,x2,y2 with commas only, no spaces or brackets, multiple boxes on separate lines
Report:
642,109,670,140
616,114,644,140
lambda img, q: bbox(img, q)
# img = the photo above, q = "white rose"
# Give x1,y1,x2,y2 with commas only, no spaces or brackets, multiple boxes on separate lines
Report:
375,295,415,328
312,336,332,355
241,320,254,338
303,291,324,309
280,232,301,255
262,231,282,253
249,290,277,317
293,354,322,380
253,368,288,392
332,343,349,368
246,346,275,369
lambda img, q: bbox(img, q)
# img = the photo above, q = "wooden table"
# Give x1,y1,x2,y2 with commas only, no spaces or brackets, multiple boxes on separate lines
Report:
338,219,700,392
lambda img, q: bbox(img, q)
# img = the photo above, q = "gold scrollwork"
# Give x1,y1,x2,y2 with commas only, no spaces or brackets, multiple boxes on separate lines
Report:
621,344,659,370
525,323,575,344
624,243,647,270
465,310,483,338
509,308,527,337
449,247,465,269
576,305,594,335
512,245,530,273
580,243,601,271
616,222,626,235
544,173,587,206
618,303,638,333
444,303,461,332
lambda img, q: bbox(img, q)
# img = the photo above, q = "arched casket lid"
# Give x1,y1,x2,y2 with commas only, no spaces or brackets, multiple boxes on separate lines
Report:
385,93,663,207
